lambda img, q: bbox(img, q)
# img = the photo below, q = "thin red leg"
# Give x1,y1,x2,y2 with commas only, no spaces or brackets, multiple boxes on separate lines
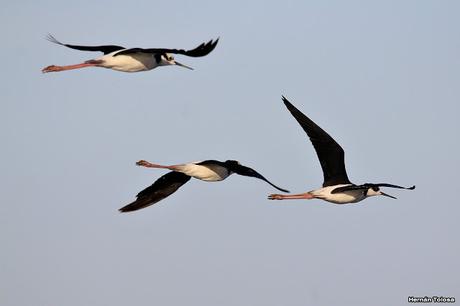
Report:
136,160,177,170
42,62,97,73
268,192,314,200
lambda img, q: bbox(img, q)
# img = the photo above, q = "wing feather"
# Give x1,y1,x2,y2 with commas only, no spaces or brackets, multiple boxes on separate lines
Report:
114,38,219,57
282,96,351,186
331,183,415,194
119,172,191,212
47,34,125,55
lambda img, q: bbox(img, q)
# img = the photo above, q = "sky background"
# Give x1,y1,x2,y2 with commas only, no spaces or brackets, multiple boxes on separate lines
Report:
1,1,459,305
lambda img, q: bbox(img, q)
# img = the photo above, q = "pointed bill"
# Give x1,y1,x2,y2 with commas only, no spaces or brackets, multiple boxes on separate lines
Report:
174,61,194,70
381,192,397,199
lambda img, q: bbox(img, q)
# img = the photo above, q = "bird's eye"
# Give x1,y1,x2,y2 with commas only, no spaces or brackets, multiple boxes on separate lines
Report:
169,56,174,61
372,186,380,192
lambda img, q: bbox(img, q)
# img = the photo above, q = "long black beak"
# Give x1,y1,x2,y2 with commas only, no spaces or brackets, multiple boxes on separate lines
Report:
381,192,397,199
174,61,194,70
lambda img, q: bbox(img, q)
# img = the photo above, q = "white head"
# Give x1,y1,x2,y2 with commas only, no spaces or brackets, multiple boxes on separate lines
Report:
159,53,193,70
367,186,397,199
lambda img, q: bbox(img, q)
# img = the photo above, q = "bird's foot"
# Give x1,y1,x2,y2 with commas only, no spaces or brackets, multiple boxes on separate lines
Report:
42,65,62,73
268,194,283,200
136,160,153,167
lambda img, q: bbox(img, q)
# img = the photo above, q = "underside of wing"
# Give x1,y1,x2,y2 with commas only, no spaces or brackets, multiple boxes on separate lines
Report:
47,34,125,55
114,38,219,57
282,96,351,187
119,171,191,212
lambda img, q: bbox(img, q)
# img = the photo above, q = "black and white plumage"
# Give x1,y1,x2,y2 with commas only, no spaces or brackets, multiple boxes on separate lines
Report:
42,34,219,73
268,96,415,204
120,159,288,212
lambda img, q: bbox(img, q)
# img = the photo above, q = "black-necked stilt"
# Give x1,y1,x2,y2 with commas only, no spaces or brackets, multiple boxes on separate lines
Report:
42,35,218,73
268,96,415,204
120,159,289,212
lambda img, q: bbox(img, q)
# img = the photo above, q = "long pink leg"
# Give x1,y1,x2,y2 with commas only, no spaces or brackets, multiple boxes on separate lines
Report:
268,192,315,200
42,60,102,73
136,160,179,170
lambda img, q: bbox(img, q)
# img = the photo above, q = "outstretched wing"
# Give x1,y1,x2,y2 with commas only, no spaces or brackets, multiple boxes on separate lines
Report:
114,38,219,57
47,34,125,55
331,183,415,194
119,171,191,213
372,183,416,190
282,96,351,187
231,163,289,193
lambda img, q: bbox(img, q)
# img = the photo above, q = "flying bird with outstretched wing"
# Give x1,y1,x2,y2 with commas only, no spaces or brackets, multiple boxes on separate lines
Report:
42,34,219,73
120,159,288,212
268,96,415,204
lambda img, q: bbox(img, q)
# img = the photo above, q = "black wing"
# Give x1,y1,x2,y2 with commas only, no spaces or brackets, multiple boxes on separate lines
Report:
372,183,416,190
230,164,289,193
331,183,415,194
282,96,351,187
196,160,224,166
47,34,125,55
119,171,191,213
114,38,219,57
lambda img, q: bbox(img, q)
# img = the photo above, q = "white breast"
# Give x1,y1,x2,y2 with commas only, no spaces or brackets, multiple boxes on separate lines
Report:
99,52,158,72
310,184,367,204
174,163,231,182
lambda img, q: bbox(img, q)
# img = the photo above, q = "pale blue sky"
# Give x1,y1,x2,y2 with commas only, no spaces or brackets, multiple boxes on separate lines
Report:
1,1,459,305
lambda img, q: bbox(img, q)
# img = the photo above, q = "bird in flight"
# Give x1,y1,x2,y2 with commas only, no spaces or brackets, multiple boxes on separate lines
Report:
42,34,219,73
120,159,289,212
268,96,415,204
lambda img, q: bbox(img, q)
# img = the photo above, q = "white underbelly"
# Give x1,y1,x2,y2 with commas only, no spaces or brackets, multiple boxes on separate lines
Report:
175,164,230,181
102,54,157,72
310,185,366,204
323,191,365,204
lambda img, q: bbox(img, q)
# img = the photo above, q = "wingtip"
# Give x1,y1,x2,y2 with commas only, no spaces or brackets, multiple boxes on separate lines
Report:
268,181,290,193
118,206,131,213
267,184,290,194
118,200,141,213
281,95,295,110
45,33,61,45
118,205,137,213
270,182,290,193
209,38,219,51
408,185,416,190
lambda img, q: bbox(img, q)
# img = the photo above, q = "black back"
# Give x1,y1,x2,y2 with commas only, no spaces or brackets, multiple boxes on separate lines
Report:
47,34,125,55
196,159,226,167
114,38,219,57
119,171,191,212
282,96,351,187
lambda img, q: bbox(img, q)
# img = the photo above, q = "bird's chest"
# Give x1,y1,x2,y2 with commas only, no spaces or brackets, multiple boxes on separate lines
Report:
102,54,157,72
311,185,367,204
176,164,230,182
